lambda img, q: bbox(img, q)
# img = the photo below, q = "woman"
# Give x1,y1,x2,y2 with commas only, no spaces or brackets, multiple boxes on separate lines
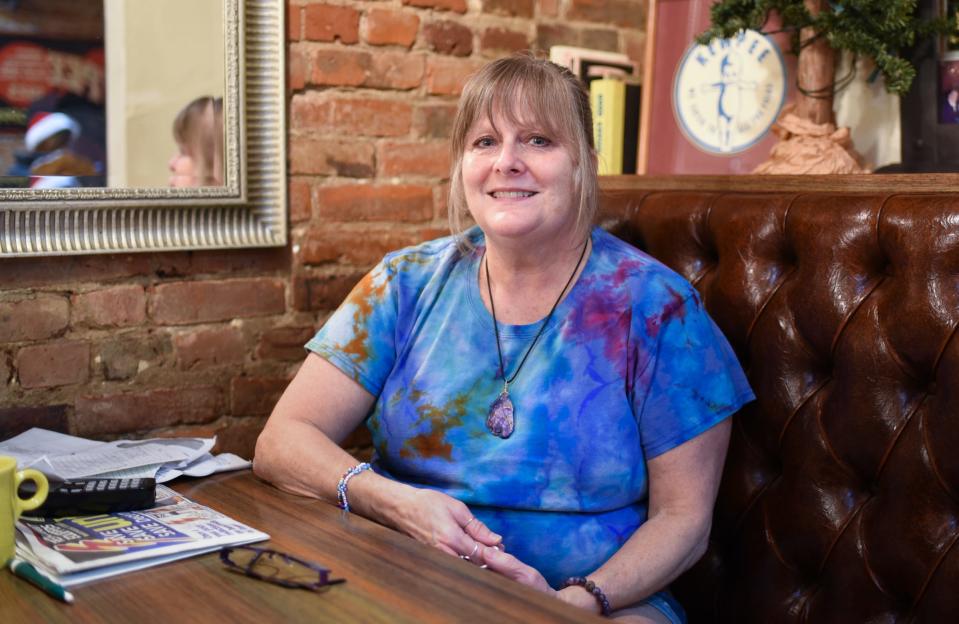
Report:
168,96,223,187
255,54,753,623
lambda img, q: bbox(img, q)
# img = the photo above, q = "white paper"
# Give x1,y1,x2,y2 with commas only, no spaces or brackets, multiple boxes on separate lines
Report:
0,428,104,469
45,437,214,479
0,428,244,483
154,452,251,483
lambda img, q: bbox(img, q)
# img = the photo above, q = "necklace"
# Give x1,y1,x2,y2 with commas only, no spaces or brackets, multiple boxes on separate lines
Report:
484,239,589,438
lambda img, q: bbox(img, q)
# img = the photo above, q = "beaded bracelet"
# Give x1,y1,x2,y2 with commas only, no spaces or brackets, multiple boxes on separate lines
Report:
336,462,372,512
563,576,612,617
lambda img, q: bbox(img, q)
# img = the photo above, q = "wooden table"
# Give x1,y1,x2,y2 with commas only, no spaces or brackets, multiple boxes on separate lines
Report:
1,470,602,623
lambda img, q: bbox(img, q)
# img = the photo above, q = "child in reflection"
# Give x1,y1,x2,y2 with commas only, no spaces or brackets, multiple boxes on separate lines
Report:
169,96,224,187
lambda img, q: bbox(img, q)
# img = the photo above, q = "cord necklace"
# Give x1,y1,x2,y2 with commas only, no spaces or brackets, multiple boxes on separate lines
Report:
484,238,589,438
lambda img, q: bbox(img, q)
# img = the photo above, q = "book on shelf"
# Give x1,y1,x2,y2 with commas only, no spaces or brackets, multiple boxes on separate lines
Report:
550,46,641,175
590,77,626,175
15,484,269,586
549,45,636,86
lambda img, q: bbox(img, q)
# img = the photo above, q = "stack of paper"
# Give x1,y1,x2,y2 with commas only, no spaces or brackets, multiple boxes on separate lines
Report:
16,485,269,586
0,428,250,483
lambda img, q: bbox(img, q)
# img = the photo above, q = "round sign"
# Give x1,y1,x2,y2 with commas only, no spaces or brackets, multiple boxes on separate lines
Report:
673,29,786,155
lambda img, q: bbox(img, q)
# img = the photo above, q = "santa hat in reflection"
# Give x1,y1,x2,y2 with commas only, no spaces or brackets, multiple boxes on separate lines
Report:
24,112,80,152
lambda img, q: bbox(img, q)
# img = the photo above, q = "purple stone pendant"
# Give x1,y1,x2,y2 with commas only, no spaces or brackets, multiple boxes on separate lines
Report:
486,387,514,438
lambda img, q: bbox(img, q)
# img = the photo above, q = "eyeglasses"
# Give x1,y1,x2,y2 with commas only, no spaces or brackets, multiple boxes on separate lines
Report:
219,546,346,591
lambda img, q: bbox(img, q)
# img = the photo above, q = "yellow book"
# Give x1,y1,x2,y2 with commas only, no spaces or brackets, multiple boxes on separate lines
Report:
590,78,625,175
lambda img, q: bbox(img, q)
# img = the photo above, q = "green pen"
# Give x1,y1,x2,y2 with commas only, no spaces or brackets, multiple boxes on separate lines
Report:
9,557,74,604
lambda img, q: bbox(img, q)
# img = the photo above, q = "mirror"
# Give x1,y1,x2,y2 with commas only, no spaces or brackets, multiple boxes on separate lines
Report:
0,0,287,255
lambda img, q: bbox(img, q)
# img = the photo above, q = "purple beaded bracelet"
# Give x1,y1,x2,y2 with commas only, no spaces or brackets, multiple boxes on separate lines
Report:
336,462,371,512
563,576,612,617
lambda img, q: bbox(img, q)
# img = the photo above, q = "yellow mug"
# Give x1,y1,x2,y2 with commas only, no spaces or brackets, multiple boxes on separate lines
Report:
1,455,48,565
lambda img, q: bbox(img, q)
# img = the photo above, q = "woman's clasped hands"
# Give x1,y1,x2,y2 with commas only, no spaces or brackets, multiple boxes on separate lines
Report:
389,487,502,563
388,486,562,595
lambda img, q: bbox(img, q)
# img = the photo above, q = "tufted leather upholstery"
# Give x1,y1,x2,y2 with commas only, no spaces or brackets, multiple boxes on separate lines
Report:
601,188,959,623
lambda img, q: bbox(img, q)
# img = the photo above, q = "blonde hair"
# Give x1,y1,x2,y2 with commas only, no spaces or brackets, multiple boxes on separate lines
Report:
173,96,224,186
448,53,597,245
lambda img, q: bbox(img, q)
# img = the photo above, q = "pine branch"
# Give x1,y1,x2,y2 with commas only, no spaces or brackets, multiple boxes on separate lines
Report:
696,0,955,95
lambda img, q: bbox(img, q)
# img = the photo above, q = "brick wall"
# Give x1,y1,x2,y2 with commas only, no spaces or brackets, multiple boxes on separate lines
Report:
0,0,646,458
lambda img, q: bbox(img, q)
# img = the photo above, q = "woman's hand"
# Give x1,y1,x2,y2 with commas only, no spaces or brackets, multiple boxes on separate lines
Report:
387,486,502,559
481,547,603,614
480,546,553,593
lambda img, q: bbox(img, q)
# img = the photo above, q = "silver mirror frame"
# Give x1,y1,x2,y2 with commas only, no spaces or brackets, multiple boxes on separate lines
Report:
0,0,286,256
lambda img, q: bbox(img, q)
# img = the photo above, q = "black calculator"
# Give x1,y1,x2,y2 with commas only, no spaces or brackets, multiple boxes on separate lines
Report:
21,477,157,517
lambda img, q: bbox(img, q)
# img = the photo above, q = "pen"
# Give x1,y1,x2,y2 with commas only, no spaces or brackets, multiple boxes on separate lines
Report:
9,558,74,604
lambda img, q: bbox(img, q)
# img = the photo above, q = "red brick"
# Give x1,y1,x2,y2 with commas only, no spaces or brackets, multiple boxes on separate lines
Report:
290,137,375,177
413,102,458,138
535,23,580,51
303,4,359,43
0,405,69,440
538,0,560,17
150,278,286,325
174,326,247,370
426,57,485,96
568,0,644,29
289,44,308,91
98,335,171,381
480,27,529,56
291,93,413,137
423,20,473,57
210,417,268,459
298,226,448,268
293,272,368,310
256,325,316,361
368,52,425,90
482,0,534,18
288,2,302,41
581,28,619,52
72,285,146,329
289,177,313,223
17,341,89,389
624,30,647,70
74,386,224,436
378,140,450,177
310,47,370,86
317,184,434,222
0,295,68,343
402,0,466,13
0,351,10,386
231,377,290,416
366,8,419,47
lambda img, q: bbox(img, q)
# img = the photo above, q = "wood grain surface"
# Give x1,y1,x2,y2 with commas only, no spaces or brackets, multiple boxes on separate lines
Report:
1,471,602,623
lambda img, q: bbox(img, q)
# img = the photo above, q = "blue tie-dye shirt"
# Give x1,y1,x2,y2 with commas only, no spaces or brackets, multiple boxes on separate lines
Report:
308,226,753,588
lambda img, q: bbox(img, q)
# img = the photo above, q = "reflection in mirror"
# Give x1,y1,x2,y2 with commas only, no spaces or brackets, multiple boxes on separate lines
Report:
0,0,224,189
0,0,286,257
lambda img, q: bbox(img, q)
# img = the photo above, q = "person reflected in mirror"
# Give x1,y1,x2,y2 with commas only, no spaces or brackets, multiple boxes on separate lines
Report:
7,111,98,181
942,88,959,124
169,96,223,187
254,53,754,623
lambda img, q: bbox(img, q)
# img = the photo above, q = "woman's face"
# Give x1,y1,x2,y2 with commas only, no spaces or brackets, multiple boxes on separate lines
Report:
168,146,198,187
461,107,578,246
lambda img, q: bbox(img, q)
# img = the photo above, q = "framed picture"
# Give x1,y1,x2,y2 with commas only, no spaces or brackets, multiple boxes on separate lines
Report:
899,0,959,170
638,0,798,174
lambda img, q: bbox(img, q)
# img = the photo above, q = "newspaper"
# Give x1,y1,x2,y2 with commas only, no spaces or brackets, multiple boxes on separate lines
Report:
15,485,269,586
0,428,251,483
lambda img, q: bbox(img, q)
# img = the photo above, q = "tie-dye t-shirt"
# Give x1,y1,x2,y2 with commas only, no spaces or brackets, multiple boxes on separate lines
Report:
307,226,753,588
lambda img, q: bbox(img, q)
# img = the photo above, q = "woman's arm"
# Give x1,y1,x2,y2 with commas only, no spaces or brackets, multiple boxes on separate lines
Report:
483,419,731,615
254,353,502,557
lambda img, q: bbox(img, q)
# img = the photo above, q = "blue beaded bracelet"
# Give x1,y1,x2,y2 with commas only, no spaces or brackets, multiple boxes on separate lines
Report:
336,462,371,512
563,576,612,616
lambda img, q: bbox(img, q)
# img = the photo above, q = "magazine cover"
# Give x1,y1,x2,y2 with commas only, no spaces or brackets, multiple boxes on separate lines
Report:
15,485,269,585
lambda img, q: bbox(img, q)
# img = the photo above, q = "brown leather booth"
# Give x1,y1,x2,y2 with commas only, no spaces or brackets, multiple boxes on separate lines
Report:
600,177,959,623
